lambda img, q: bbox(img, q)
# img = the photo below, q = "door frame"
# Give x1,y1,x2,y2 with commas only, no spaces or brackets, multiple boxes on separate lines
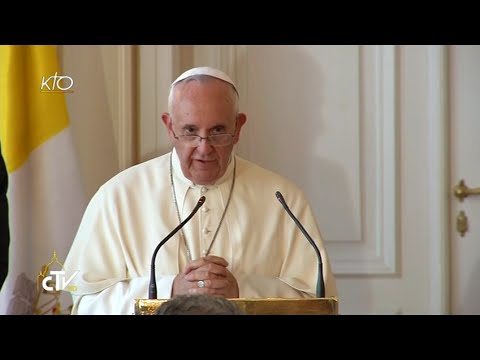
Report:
426,45,449,314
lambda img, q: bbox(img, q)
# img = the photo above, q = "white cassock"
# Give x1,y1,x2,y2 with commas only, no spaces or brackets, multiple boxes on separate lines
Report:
64,149,337,314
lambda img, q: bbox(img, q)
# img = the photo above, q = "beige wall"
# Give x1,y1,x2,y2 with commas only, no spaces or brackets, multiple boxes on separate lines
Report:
60,45,136,199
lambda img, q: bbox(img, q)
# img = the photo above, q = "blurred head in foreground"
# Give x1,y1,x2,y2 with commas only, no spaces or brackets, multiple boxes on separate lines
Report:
156,294,244,315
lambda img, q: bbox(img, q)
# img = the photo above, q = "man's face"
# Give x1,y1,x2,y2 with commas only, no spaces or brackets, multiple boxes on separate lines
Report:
162,79,246,185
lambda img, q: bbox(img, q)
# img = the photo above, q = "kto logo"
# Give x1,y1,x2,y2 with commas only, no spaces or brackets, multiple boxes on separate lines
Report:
38,250,78,292
40,72,74,93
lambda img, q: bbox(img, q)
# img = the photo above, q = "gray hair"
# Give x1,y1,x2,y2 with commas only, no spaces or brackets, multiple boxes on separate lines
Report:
156,294,244,315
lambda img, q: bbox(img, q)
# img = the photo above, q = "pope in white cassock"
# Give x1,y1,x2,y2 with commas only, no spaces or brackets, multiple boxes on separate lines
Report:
63,66,338,315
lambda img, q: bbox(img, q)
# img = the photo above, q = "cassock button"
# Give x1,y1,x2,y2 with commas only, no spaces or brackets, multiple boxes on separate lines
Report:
202,206,209,213
201,187,208,193
202,228,210,235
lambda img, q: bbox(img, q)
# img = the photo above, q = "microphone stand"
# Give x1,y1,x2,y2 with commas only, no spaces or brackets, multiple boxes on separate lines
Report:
276,191,325,298
148,196,206,299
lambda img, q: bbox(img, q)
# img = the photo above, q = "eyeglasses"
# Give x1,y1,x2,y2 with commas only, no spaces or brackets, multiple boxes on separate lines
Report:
171,123,237,148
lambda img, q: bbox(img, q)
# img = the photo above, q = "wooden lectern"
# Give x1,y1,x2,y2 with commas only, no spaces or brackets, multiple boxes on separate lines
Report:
134,297,338,315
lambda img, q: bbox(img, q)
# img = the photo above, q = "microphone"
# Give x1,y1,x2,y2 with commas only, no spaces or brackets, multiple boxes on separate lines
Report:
275,191,325,298
148,196,206,299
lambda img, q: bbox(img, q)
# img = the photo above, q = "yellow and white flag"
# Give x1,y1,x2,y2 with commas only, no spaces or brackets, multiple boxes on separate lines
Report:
0,45,86,314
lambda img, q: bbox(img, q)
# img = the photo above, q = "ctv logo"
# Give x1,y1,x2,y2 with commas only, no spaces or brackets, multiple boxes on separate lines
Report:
40,72,74,93
42,270,79,292
38,250,78,292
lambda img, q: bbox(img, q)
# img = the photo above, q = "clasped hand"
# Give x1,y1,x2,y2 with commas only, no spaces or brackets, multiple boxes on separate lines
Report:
172,255,239,298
